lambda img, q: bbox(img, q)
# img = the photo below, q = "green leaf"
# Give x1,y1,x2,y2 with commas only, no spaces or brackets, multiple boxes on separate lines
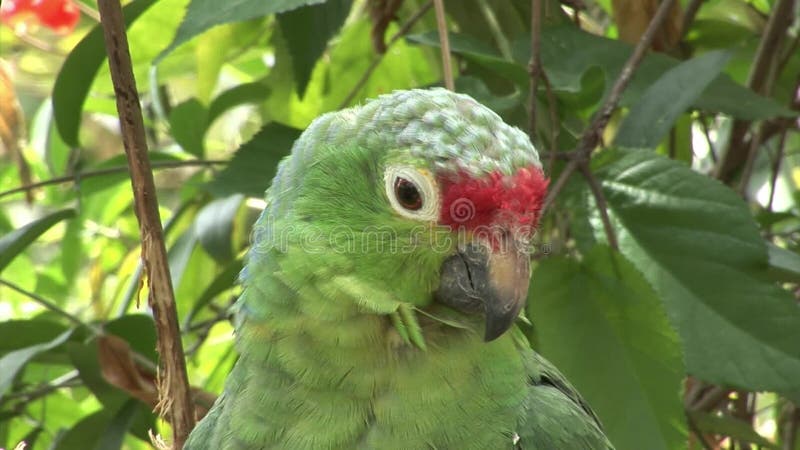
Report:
277,0,352,97
0,209,75,273
53,0,158,146
50,401,147,450
194,194,244,262
406,32,529,87
207,80,271,126
534,26,792,120
105,314,158,363
168,229,200,292
615,51,731,149
0,319,69,354
689,411,775,448
206,123,301,198
78,152,184,197
766,243,800,283
184,258,242,325
66,340,126,409
160,0,327,61
591,149,800,391
529,245,686,450
0,328,73,398
93,399,140,450
169,98,209,157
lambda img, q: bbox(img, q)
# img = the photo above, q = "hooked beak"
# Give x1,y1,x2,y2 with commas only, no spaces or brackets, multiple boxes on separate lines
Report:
435,235,530,341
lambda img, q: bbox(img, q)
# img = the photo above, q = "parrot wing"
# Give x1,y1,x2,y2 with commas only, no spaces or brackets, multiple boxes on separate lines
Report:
516,350,615,450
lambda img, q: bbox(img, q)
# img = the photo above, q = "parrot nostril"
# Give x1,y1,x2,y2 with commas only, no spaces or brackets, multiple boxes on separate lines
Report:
457,251,475,291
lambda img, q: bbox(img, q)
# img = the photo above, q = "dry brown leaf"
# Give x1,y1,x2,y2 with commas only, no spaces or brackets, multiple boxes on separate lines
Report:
611,0,683,52
98,334,160,407
97,334,215,421
0,60,34,203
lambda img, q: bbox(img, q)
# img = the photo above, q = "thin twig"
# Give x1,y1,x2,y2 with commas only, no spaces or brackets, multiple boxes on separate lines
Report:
692,385,730,411
578,162,618,250
738,122,765,195
11,31,65,55
338,1,433,109
699,115,717,163
96,0,195,447
0,159,225,200
433,0,454,90
783,404,800,450
540,71,560,154
0,279,97,332
766,128,788,212
476,0,512,60
576,0,678,154
0,278,159,372
75,0,101,22
528,0,543,139
541,158,579,215
714,0,795,182
680,0,704,41
542,0,677,218
686,412,716,450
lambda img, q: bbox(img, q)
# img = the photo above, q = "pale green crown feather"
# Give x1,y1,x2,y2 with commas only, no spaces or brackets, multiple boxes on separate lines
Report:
267,88,541,215
184,89,613,450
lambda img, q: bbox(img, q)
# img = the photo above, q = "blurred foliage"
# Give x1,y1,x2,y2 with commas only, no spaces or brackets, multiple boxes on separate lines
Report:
1,0,799,449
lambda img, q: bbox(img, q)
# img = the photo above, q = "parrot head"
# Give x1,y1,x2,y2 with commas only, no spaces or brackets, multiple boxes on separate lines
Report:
256,88,548,342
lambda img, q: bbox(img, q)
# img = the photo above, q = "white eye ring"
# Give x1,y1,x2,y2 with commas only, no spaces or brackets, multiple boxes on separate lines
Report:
384,165,440,221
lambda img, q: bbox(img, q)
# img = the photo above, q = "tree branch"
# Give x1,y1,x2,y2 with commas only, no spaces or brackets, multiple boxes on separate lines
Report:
576,0,678,155
528,0,543,139
433,0,454,90
578,162,618,250
338,1,433,109
542,0,677,218
96,0,194,447
0,279,99,333
714,0,795,183
0,159,225,200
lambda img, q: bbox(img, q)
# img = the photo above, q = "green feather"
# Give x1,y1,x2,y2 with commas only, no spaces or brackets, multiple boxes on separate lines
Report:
185,89,613,450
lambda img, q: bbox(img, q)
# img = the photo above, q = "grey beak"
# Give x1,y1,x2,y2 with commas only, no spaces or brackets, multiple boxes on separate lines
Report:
435,239,530,341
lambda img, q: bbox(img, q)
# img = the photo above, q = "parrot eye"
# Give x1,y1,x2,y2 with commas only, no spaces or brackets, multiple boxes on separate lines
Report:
384,165,440,221
394,178,422,210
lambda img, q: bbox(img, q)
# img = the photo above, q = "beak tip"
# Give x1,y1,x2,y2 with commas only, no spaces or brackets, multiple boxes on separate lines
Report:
483,315,516,342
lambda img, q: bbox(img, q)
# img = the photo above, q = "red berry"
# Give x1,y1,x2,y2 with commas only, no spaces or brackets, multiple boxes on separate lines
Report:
31,0,79,33
0,0,35,26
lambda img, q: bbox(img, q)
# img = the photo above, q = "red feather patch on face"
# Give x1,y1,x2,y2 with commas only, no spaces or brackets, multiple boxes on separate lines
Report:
439,165,549,236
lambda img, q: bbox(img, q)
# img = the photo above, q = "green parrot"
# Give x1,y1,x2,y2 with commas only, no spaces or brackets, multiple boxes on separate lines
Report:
184,89,614,450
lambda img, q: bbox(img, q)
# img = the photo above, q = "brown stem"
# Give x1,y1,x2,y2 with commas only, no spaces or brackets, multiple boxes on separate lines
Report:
433,0,454,90
528,0,543,139
543,0,677,220
576,0,678,155
766,128,788,212
540,71,560,154
686,411,716,450
692,385,730,411
0,159,225,200
714,0,795,183
737,123,765,195
783,404,800,450
96,0,195,447
541,158,579,216
338,1,433,109
578,162,618,250
680,0,704,41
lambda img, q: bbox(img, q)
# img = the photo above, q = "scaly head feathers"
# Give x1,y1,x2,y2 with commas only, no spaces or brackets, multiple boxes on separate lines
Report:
247,88,548,341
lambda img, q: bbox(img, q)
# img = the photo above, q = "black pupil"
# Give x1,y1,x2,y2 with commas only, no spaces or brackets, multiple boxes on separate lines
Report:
394,177,423,210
